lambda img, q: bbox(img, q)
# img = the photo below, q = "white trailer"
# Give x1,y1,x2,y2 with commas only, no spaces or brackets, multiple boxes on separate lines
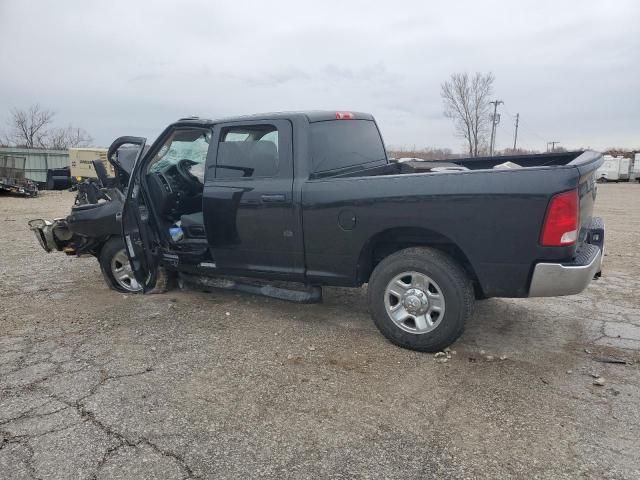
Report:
596,155,632,182
618,156,631,181
632,153,640,182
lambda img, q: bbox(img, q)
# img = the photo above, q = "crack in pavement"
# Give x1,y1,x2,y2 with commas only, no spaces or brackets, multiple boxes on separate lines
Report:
57,368,199,480
1,349,199,480
0,403,70,427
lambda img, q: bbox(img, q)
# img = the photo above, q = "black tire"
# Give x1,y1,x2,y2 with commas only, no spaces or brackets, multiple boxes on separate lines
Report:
99,237,175,294
367,247,474,352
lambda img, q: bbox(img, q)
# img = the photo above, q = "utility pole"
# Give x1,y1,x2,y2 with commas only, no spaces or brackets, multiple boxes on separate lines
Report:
489,100,503,156
513,113,519,150
547,141,560,152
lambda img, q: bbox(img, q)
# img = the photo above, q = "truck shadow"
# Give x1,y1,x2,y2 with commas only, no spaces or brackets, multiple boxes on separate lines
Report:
177,283,592,358
319,286,592,356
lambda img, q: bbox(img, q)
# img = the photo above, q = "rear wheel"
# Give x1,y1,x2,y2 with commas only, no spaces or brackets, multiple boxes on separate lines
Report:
367,247,474,352
99,237,174,294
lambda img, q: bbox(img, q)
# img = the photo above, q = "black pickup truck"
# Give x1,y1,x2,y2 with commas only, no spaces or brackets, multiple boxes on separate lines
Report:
30,111,605,352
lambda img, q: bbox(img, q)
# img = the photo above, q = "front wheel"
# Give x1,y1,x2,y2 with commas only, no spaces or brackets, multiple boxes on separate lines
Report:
367,247,474,352
99,237,174,294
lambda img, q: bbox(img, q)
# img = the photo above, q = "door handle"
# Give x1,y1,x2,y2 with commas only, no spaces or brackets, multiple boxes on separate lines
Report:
261,194,286,203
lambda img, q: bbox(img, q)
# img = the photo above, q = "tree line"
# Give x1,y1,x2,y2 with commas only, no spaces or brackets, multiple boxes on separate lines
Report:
1,104,92,150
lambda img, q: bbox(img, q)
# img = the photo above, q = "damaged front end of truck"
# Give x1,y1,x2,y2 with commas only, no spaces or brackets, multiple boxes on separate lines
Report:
27,139,153,293
28,188,125,256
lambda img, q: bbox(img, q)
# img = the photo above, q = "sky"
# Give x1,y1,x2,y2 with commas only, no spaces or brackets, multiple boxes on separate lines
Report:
0,0,638,152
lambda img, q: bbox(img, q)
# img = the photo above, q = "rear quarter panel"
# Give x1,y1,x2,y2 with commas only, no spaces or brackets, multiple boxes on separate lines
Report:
302,166,582,297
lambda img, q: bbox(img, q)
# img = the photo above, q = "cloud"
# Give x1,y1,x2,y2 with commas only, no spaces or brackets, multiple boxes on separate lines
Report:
0,0,638,151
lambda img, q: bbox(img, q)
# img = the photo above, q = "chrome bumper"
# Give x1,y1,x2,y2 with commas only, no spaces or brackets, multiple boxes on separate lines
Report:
529,247,602,297
29,219,57,252
529,217,604,297
28,218,71,253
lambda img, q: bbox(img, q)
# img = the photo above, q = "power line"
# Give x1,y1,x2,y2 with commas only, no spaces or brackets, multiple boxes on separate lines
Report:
489,100,503,156
547,141,560,152
502,105,548,147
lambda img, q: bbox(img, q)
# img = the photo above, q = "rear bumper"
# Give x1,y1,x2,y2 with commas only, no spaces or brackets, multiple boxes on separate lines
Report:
528,218,604,297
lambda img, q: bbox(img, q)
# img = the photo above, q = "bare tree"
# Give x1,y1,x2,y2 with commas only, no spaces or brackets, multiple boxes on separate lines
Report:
441,72,494,157
7,104,55,148
4,104,93,149
48,125,93,149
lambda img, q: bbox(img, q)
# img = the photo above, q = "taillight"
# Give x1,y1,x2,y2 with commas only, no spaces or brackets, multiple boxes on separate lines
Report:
540,190,579,246
335,111,355,120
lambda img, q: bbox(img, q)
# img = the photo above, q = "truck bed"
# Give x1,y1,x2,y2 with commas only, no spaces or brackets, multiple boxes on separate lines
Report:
326,151,586,179
302,150,602,297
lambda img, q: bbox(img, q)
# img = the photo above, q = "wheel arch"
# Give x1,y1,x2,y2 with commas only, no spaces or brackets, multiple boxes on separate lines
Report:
356,226,483,297
83,234,118,258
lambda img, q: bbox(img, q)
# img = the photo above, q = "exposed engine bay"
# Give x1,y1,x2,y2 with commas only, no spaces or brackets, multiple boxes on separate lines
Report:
28,145,143,256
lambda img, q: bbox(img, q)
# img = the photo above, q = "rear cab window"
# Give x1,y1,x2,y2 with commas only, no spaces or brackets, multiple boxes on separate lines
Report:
310,119,387,175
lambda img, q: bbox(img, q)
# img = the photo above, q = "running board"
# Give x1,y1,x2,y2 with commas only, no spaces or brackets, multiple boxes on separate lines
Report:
178,273,323,304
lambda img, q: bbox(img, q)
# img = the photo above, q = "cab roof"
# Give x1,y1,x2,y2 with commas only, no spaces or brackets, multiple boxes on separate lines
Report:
174,110,374,127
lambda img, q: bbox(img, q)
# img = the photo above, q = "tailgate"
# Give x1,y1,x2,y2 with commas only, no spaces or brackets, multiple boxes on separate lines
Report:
570,151,604,245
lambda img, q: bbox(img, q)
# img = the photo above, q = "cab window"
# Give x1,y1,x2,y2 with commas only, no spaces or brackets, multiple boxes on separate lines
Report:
215,125,279,179
310,119,386,173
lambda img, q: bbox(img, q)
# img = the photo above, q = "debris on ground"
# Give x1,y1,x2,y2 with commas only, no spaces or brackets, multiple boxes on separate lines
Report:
434,351,452,363
593,377,606,387
593,356,630,365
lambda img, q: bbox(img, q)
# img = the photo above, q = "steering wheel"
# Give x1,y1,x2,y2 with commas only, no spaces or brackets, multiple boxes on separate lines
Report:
175,159,202,191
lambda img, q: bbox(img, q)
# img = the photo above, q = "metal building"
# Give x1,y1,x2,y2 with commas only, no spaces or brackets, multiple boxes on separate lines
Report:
0,147,69,184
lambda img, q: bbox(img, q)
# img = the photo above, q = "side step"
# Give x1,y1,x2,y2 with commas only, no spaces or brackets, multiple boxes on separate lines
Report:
178,272,323,304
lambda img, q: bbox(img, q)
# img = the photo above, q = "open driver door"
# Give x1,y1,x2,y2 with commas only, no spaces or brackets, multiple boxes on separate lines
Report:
112,136,159,292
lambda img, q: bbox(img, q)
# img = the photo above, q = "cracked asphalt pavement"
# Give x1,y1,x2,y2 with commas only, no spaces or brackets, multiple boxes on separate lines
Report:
1,184,639,479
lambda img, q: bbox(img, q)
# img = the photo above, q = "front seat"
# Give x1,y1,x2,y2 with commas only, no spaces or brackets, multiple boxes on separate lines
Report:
180,211,205,238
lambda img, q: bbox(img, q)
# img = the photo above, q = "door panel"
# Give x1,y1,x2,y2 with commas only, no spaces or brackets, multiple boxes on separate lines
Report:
202,119,302,279
119,137,159,291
